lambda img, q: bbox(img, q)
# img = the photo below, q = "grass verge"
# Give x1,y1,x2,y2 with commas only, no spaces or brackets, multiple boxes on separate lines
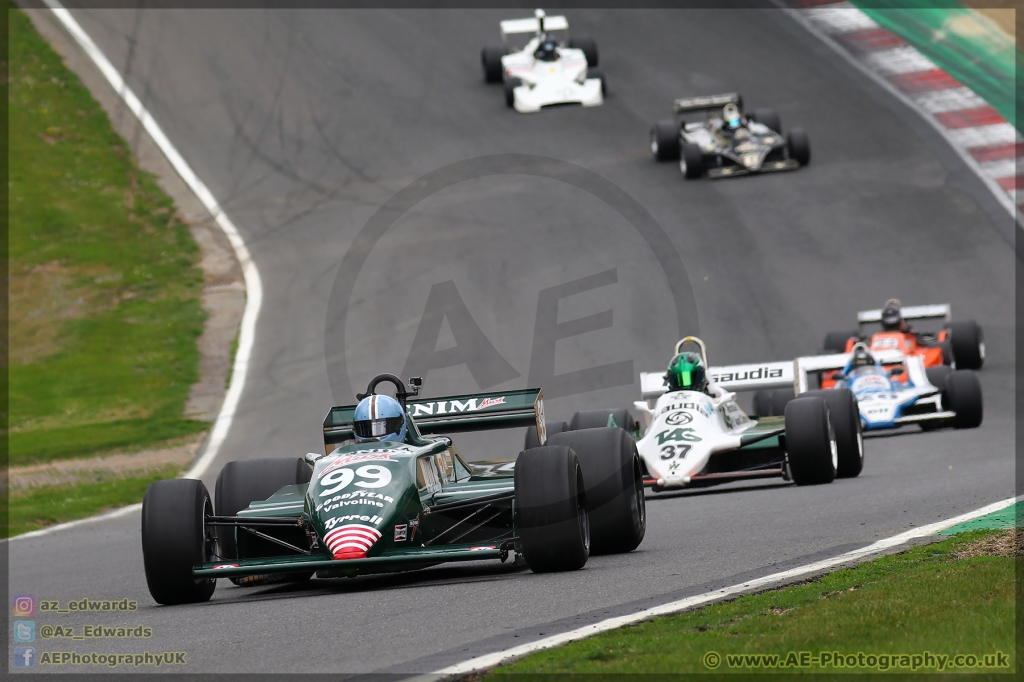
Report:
489,529,1017,676
8,6,207,467
5,465,185,538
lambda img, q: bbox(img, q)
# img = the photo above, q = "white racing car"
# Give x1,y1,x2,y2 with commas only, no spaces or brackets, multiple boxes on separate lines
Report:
480,9,604,113
527,337,864,491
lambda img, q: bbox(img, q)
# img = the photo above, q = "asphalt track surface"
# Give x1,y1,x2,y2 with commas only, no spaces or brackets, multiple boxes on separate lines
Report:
9,8,1017,676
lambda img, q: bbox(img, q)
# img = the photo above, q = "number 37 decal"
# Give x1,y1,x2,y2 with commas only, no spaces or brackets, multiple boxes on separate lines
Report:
659,444,691,460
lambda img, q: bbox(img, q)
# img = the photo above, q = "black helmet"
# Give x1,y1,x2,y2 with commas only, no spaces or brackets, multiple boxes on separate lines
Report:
534,36,559,61
880,299,903,331
850,344,876,369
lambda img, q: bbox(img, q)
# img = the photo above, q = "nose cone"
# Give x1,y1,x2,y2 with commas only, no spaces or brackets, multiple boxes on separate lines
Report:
324,525,381,560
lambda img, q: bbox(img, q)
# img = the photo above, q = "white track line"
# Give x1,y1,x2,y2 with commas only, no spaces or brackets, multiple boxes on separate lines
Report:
40,1,261,485
409,495,1018,681
5,3,262,543
782,4,1022,227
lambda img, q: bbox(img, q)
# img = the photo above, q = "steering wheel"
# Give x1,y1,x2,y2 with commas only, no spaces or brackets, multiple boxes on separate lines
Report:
356,374,420,409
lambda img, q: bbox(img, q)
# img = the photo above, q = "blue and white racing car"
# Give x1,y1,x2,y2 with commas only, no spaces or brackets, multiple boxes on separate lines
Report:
796,344,983,432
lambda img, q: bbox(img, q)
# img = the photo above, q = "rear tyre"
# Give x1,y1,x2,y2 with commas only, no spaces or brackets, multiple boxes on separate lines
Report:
824,330,857,353
946,370,983,429
569,37,599,67
547,428,646,554
753,390,773,417
651,120,681,161
586,67,606,96
751,107,781,133
569,409,636,432
770,387,796,416
504,77,521,108
784,397,837,486
681,143,704,179
800,389,863,478
525,420,569,450
215,458,313,586
787,128,811,165
948,320,985,369
515,446,590,572
481,46,505,84
142,479,217,605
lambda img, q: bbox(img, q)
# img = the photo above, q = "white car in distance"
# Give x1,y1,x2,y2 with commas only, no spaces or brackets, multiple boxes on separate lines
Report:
480,9,604,113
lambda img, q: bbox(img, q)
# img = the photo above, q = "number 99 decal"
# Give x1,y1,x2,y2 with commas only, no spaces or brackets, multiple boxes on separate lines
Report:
320,465,393,496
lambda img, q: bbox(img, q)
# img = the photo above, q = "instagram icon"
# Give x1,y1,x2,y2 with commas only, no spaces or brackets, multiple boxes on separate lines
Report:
12,595,35,617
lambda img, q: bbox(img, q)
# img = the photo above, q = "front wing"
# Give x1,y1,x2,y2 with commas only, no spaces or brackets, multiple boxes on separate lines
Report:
708,159,799,179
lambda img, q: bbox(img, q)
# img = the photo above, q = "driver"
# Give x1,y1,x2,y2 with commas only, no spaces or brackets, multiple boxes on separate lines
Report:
666,352,712,394
843,343,878,375
352,394,407,443
880,298,910,333
721,102,744,133
534,35,560,62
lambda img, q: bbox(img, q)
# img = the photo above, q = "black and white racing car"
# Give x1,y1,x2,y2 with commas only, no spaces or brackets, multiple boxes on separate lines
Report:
650,93,810,179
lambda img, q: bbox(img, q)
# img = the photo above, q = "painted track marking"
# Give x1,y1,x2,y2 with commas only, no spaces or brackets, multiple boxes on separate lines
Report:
408,495,1018,680
41,0,261,484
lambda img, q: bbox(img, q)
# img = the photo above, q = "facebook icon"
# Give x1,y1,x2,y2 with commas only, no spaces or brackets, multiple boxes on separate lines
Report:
13,645,36,668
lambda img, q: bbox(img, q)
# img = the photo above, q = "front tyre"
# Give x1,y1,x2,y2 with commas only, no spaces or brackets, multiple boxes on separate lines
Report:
946,370,983,429
651,120,681,161
548,428,646,554
823,330,857,353
141,479,216,605
787,128,811,166
681,143,704,179
784,397,837,485
800,389,863,478
515,446,590,572
948,320,985,369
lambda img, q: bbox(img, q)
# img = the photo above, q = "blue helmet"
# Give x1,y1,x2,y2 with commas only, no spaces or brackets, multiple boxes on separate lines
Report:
352,394,407,443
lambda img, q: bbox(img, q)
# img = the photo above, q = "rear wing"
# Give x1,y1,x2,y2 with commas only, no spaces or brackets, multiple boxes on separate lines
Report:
323,389,546,452
794,349,908,393
500,15,568,38
857,303,951,327
672,93,742,115
640,359,795,401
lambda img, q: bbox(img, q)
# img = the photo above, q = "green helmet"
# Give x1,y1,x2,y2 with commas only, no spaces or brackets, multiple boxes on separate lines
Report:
667,352,707,391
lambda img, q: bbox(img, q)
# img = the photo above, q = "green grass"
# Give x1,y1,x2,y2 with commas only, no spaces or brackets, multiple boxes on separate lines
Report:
491,530,1016,676
5,465,184,538
7,7,208,465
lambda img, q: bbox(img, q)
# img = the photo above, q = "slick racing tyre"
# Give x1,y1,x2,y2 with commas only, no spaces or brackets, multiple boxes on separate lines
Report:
548,428,646,554
753,389,796,417
681,143,704,179
569,409,637,432
651,120,681,161
784,397,837,486
569,37,599,66
946,370,983,429
515,445,590,572
586,67,606,96
215,458,313,585
823,330,857,353
142,479,216,605
787,128,811,166
938,340,954,366
948,320,985,370
525,420,569,450
800,389,863,478
481,46,505,84
504,77,521,108
922,366,954,430
751,107,781,133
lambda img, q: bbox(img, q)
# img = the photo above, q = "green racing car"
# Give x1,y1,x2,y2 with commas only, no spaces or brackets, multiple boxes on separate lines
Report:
141,374,646,604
